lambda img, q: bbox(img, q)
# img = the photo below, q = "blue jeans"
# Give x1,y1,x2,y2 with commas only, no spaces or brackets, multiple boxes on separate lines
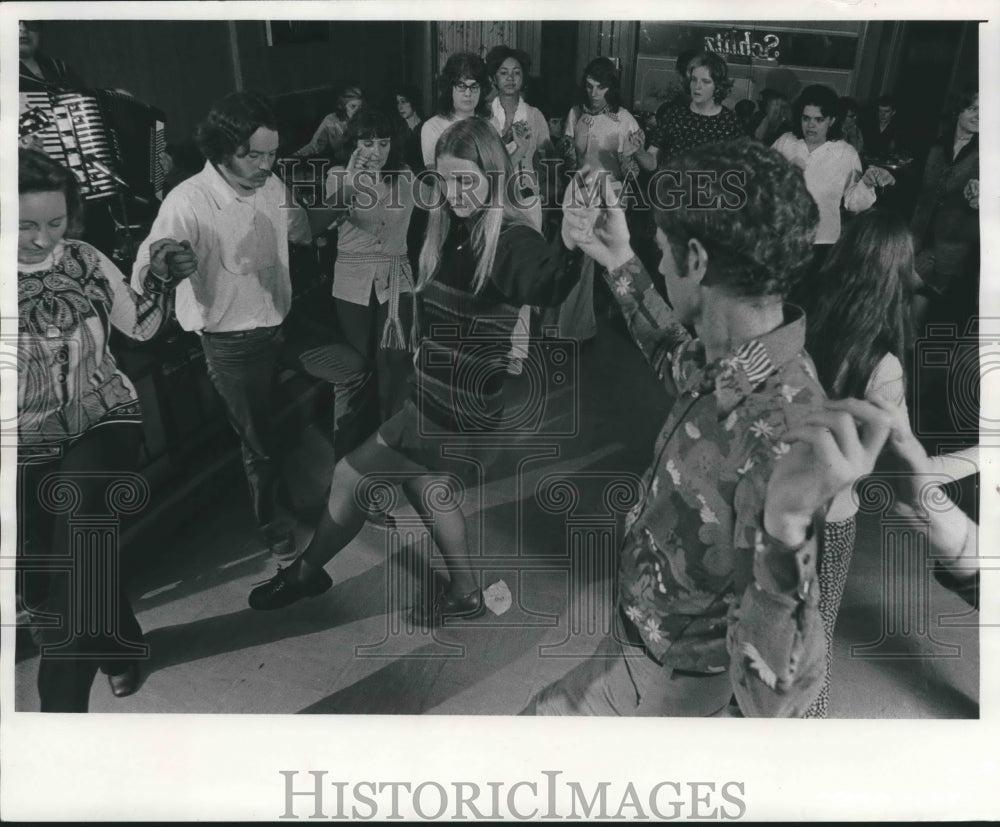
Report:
200,326,295,543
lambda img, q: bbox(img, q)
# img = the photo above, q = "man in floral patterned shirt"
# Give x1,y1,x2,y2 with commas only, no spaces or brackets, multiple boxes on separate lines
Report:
526,140,837,717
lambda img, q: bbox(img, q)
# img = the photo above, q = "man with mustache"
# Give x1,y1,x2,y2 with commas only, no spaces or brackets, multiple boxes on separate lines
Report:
131,91,314,563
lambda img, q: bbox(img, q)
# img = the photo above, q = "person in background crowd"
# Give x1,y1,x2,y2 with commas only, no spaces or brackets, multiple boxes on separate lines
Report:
524,140,832,718
18,20,86,94
295,85,364,161
910,88,979,335
485,45,555,375
655,47,698,124
394,83,423,135
132,92,313,564
864,93,901,157
800,209,914,717
421,53,490,169
773,84,894,303
734,99,758,136
838,96,865,155
17,149,188,711
556,57,644,342
322,107,416,461
752,89,792,148
646,51,744,167
248,119,582,624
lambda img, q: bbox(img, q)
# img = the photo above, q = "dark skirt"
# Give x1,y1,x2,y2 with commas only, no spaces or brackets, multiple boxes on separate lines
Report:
377,398,501,488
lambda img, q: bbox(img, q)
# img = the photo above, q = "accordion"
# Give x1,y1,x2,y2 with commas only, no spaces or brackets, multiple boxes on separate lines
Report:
20,89,166,202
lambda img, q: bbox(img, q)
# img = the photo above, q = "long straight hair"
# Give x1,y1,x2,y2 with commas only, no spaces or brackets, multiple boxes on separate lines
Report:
805,210,914,400
417,118,531,295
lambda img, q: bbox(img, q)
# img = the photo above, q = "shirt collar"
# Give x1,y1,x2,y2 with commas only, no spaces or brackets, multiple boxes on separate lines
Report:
679,306,808,412
491,96,528,130
199,160,259,210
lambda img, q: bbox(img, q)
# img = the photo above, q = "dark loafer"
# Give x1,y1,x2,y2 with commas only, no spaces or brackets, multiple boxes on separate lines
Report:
107,663,140,698
411,587,485,627
248,565,332,611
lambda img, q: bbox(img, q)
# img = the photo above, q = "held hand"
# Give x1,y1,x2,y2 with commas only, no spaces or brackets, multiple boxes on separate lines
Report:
149,238,197,283
835,396,933,510
764,404,891,545
512,120,532,148
862,165,895,189
964,178,979,209
560,167,633,271
623,128,645,157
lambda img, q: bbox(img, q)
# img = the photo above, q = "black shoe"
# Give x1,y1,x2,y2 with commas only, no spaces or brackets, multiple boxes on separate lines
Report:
410,587,485,627
107,663,140,698
248,564,332,611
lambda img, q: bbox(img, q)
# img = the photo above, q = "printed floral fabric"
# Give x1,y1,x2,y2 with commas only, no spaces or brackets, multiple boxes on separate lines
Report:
18,241,141,449
603,256,827,692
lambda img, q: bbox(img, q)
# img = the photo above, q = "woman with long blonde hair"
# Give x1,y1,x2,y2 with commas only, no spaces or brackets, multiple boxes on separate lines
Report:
250,118,581,624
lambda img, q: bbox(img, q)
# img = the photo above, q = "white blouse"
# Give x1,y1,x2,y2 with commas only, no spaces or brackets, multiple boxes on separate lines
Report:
772,134,877,244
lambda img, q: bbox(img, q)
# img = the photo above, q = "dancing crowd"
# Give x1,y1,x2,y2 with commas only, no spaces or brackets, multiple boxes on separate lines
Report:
18,26,981,715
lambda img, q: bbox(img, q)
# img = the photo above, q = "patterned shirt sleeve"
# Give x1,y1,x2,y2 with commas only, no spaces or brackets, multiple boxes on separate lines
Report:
727,523,827,717
92,244,171,342
600,256,692,395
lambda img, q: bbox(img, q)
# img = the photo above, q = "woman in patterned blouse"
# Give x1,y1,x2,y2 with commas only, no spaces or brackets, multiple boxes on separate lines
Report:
17,149,187,711
644,51,745,168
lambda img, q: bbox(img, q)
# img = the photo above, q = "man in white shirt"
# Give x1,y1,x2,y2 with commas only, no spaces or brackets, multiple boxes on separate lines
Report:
133,91,313,561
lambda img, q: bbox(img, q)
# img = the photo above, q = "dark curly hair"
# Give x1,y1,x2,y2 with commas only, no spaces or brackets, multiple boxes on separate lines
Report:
687,51,734,104
654,140,818,298
196,91,278,164
19,148,84,237
393,83,423,119
579,57,622,112
436,52,490,118
485,45,532,85
344,106,406,179
792,85,843,141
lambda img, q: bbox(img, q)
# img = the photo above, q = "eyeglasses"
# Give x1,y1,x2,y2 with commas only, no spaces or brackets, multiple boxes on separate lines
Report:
453,82,481,94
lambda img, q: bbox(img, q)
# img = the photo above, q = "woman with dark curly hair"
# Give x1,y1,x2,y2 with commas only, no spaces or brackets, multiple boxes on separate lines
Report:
773,84,892,248
420,52,490,169
295,85,365,160
17,149,187,711
648,51,745,166
322,107,416,457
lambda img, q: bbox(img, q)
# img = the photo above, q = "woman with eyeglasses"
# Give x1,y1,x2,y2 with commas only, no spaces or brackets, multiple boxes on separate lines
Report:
420,53,490,169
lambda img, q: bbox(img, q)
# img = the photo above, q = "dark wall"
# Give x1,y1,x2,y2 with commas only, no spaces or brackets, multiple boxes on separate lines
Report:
36,19,408,143
39,20,236,142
